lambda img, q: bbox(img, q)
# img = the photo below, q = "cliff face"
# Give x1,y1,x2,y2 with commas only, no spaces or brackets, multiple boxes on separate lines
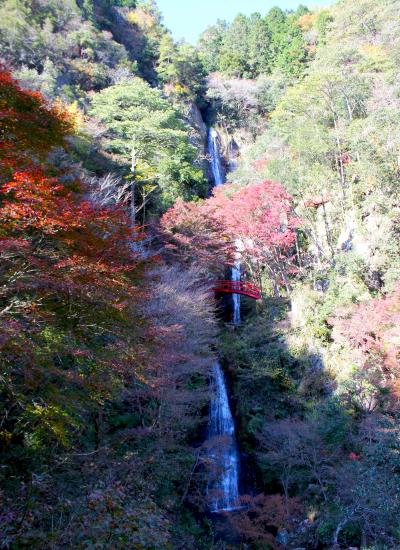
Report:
212,127,241,180
185,101,210,179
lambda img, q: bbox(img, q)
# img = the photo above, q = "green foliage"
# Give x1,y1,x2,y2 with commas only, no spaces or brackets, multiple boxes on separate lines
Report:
108,0,137,6
90,78,207,212
0,68,214,549
311,399,352,447
0,0,135,101
198,6,310,79
158,36,207,100
198,20,227,73
224,2,400,547
316,9,334,44
218,13,258,78
219,299,332,451
0,0,170,103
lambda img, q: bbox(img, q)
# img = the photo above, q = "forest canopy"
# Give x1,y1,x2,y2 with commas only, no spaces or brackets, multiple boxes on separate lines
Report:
1,0,400,548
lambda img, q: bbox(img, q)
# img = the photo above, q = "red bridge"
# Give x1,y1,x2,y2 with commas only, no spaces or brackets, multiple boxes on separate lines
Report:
212,280,262,300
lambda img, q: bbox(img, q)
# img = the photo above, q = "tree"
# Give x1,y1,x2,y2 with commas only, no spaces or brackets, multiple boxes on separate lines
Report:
89,78,206,220
219,14,252,77
265,7,309,77
0,68,145,462
161,198,234,271
247,12,271,76
331,284,400,410
162,180,300,292
0,68,73,160
197,7,310,79
259,419,337,509
329,415,400,548
211,181,300,293
231,493,303,548
174,42,207,98
198,20,227,73
158,37,206,100
0,66,222,548
157,33,179,85
206,73,260,133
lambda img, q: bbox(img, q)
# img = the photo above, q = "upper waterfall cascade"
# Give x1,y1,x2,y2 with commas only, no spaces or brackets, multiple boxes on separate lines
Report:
208,127,241,323
208,128,225,186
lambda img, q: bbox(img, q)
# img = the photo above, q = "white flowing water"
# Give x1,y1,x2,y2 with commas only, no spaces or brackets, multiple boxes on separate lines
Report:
208,128,225,186
208,128,241,324
231,260,241,325
206,128,240,511
208,363,240,512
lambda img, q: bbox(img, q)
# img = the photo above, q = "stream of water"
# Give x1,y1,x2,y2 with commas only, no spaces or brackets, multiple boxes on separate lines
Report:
208,363,240,512
208,128,225,186
206,128,240,512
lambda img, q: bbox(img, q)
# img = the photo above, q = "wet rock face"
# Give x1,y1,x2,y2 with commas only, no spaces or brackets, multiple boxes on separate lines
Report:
227,138,240,171
187,102,208,143
314,278,329,292
186,101,209,177
276,528,289,545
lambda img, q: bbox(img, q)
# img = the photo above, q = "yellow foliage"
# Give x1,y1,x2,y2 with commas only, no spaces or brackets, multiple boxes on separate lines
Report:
0,430,12,443
66,101,85,131
297,13,317,31
54,98,85,131
127,8,155,30
360,43,388,68
173,82,189,96
126,10,139,25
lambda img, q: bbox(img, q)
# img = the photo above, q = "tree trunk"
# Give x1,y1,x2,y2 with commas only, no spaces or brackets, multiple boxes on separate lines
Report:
130,146,137,228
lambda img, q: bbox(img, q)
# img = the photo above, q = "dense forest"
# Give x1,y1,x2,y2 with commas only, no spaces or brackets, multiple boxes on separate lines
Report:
0,0,399,549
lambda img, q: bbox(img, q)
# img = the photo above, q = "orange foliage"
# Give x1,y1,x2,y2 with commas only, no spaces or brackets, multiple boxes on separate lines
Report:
331,284,400,404
297,13,317,31
230,493,303,548
0,67,73,161
0,68,144,450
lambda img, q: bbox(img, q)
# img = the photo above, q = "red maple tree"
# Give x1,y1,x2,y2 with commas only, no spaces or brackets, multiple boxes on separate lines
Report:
162,180,301,292
331,285,400,407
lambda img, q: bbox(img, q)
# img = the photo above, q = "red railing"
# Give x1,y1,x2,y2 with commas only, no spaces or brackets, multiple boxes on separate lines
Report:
212,280,262,300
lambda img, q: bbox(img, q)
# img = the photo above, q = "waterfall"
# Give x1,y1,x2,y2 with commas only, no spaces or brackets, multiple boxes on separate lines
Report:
207,363,240,512
206,128,240,512
208,128,225,186
231,260,241,325
208,128,241,324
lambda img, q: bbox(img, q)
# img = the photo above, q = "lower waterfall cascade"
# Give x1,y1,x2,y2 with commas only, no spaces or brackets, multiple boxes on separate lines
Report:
207,363,240,512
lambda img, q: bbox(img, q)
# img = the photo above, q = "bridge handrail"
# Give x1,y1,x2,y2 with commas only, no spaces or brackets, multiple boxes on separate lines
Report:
214,280,259,291
211,279,262,299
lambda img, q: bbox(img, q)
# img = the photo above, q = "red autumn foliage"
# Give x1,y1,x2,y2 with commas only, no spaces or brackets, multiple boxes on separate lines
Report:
212,180,299,253
160,197,235,271
0,67,72,162
0,68,137,305
342,152,351,165
0,68,146,453
229,493,303,548
162,180,301,290
331,284,400,403
349,452,361,461
303,194,329,208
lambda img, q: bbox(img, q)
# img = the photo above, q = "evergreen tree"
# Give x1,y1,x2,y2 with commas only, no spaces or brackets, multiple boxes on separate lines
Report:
90,78,206,215
219,14,252,77
198,19,228,73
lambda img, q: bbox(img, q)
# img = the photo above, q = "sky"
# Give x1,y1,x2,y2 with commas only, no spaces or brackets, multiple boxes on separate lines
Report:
156,0,329,44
